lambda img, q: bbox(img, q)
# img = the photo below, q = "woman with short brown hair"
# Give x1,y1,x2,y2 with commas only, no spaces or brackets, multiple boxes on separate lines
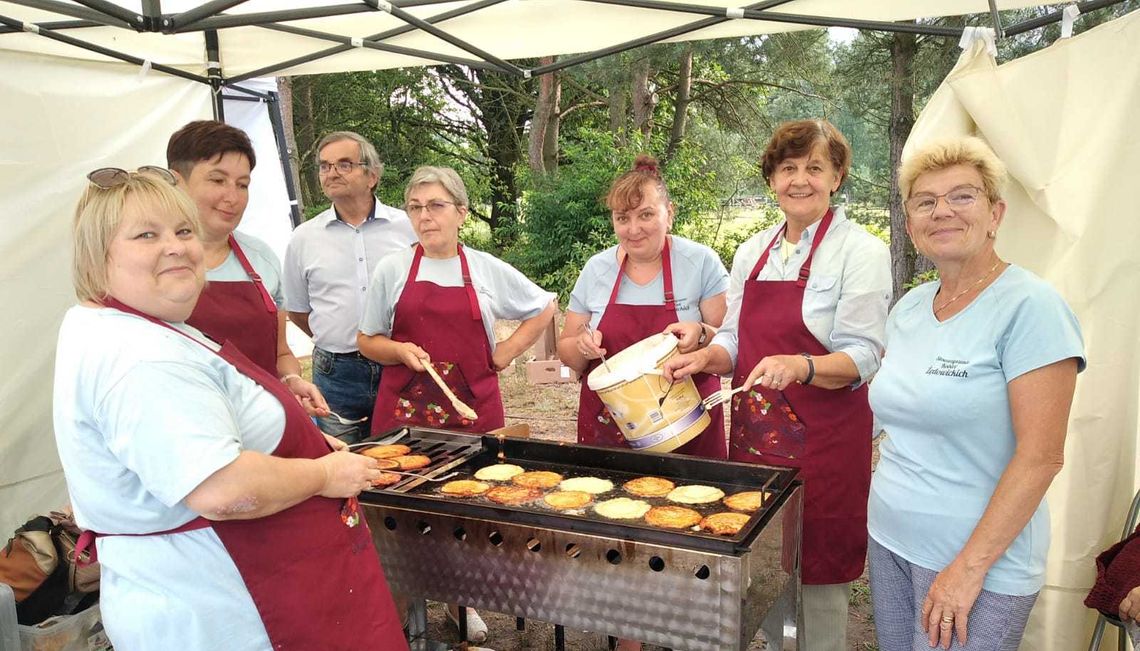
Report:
667,119,892,650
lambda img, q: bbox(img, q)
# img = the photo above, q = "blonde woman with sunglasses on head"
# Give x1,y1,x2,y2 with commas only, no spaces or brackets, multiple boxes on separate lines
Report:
54,168,407,651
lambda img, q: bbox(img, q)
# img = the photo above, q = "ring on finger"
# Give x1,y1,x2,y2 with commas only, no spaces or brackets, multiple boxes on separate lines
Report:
941,615,954,624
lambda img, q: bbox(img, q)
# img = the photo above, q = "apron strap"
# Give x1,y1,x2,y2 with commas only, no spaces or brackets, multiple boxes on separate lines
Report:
608,237,675,310
73,516,211,567
748,209,836,287
404,244,481,321
227,234,277,314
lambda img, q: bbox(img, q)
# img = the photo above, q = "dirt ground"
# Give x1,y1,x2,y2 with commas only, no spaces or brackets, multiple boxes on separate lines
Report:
304,321,880,649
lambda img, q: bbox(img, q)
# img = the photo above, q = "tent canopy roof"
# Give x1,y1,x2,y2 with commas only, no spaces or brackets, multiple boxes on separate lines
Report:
0,0,1077,83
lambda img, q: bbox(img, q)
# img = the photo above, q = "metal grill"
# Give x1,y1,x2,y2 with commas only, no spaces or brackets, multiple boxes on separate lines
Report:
359,427,802,650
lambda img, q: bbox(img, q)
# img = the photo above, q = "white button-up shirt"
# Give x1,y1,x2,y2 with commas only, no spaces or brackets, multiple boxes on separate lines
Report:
711,206,892,385
283,198,417,353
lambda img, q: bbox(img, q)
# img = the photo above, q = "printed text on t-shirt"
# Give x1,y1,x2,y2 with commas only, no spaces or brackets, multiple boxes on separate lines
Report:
925,356,969,378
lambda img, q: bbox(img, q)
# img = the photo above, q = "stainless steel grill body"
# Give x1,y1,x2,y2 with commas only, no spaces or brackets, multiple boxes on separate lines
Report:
359,428,802,650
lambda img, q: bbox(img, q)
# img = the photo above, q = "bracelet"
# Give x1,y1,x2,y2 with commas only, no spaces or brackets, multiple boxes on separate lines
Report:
799,353,815,385
280,373,303,385
697,324,708,347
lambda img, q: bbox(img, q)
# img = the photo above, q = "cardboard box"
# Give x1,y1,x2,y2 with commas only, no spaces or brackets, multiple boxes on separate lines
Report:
525,359,579,384
531,319,559,361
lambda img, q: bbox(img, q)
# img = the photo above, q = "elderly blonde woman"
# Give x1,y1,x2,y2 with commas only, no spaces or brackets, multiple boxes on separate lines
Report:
867,137,1085,650
54,168,406,650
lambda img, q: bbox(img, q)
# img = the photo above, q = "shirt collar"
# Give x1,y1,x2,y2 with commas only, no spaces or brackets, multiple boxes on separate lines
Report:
770,205,845,250
326,197,378,227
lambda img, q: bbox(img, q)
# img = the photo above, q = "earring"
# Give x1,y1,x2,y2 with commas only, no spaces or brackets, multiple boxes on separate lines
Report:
987,230,996,239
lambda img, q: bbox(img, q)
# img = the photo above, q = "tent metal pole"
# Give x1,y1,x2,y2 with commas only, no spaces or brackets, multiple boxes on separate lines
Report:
224,0,505,82
986,0,1005,38
0,19,102,34
381,3,525,76
3,0,131,28
227,23,493,83
140,0,162,31
68,0,143,29
224,83,272,101
171,4,381,32
266,90,305,229
0,13,209,83
166,0,248,32
206,29,225,121
530,0,797,75
1004,0,1131,36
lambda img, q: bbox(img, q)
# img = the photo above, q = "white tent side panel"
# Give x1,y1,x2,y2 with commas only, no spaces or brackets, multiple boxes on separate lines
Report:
906,10,1140,649
0,52,211,534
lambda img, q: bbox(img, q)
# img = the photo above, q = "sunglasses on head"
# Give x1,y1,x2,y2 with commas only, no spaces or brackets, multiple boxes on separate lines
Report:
86,166,177,190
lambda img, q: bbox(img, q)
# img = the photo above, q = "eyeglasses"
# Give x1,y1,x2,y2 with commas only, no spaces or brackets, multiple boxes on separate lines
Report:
318,161,368,175
905,185,985,217
87,166,177,189
405,200,458,217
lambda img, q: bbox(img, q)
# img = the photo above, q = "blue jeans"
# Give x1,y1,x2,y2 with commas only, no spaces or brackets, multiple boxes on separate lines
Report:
311,347,383,444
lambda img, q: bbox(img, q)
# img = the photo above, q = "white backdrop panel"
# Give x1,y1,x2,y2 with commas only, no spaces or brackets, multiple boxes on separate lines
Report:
0,53,211,535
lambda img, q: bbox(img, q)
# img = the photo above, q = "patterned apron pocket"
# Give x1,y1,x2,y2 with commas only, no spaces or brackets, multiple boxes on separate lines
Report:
393,361,479,428
731,388,807,460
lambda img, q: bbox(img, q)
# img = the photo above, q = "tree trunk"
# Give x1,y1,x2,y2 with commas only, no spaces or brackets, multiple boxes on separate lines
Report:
664,45,693,163
291,75,320,208
528,60,556,175
608,76,628,145
541,70,560,173
276,76,305,215
888,30,923,304
631,58,654,138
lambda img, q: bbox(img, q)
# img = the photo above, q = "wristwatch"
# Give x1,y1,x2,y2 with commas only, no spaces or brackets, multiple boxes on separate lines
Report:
697,325,708,347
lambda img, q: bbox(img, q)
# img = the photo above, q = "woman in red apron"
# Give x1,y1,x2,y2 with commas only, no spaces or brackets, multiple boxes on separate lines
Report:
168,120,328,415
665,120,892,651
559,155,728,460
357,166,556,643
58,168,406,650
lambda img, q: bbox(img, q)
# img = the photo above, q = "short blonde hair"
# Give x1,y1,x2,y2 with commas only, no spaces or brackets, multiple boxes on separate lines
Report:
899,136,1008,202
404,166,469,207
72,172,200,301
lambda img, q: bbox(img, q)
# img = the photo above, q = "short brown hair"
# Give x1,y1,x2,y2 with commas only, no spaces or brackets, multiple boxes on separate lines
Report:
898,136,1007,203
605,154,671,212
72,172,200,302
760,119,851,189
166,120,256,179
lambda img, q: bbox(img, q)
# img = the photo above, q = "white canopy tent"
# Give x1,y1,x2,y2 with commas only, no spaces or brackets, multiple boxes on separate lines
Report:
1,1,1136,648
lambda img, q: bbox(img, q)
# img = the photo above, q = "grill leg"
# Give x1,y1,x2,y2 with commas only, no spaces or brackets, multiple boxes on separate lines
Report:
516,616,526,631
607,635,617,650
407,599,428,640
554,624,566,651
456,605,468,642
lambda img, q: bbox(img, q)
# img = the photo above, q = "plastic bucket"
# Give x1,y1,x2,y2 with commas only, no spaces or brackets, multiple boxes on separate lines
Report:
586,333,710,453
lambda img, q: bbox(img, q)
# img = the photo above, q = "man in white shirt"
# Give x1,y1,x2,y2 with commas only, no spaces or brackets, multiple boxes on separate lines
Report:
283,131,417,442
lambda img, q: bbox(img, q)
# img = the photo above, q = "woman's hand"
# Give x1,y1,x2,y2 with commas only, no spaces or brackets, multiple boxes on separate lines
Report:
284,375,329,417
663,322,703,353
1121,585,1140,623
316,450,386,498
322,433,348,451
743,354,809,392
397,342,430,372
491,346,512,373
921,557,986,649
576,327,606,361
663,349,709,381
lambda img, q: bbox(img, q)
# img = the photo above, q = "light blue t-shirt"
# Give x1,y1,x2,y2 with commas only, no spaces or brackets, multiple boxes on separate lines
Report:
868,264,1085,596
208,231,285,307
568,236,728,329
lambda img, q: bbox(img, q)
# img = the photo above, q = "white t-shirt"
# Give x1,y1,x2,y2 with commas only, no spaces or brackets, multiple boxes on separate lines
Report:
567,235,728,329
359,245,555,349
711,206,892,384
868,265,1085,595
53,306,286,650
209,230,285,307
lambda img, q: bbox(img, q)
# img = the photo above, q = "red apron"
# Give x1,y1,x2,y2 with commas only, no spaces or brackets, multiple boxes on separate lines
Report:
92,298,407,650
187,234,279,375
371,244,505,434
577,238,726,459
729,210,871,585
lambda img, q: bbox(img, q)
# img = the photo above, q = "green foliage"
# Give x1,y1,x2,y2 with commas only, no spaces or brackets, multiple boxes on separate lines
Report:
906,268,940,290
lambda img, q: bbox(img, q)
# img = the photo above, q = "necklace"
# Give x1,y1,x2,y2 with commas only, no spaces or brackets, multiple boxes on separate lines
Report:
933,260,1002,315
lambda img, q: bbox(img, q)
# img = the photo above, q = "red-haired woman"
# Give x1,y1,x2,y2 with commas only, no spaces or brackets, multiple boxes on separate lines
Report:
559,155,729,458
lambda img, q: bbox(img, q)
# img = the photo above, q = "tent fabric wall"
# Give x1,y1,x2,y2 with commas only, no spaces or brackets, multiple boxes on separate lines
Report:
905,11,1140,649
0,53,210,535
